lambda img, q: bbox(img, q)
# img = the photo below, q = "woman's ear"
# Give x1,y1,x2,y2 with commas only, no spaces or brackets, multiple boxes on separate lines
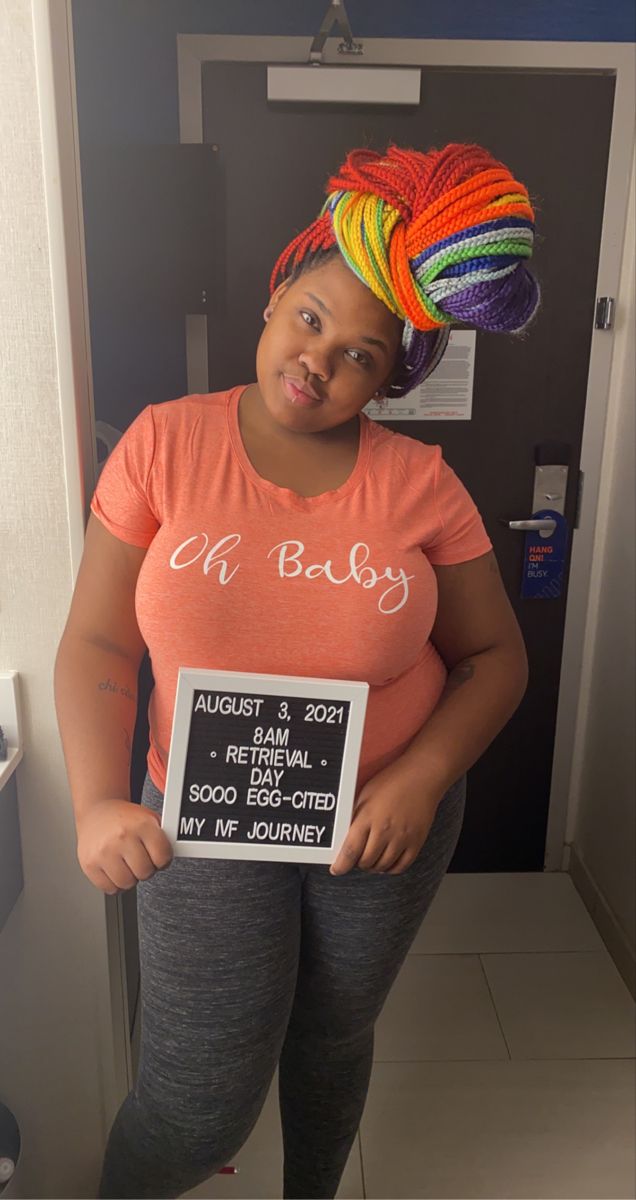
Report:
379,341,403,395
263,278,290,321
376,363,399,398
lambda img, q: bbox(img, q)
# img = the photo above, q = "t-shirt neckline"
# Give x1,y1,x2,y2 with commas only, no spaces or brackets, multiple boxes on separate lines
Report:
227,383,371,508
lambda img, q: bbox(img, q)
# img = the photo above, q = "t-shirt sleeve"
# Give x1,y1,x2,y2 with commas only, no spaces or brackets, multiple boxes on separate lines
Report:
424,447,493,565
89,405,160,547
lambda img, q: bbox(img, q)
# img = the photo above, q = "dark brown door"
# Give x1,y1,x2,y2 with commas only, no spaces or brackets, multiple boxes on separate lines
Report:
200,61,615,871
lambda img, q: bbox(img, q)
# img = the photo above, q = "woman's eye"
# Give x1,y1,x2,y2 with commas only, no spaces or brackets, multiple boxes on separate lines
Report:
298,312,370,368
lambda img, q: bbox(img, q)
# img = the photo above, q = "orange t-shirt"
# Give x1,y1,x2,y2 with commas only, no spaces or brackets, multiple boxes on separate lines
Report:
90,385,492,795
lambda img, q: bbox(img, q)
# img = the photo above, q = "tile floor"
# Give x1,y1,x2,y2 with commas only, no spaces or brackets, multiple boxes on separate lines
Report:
137,872,635,1199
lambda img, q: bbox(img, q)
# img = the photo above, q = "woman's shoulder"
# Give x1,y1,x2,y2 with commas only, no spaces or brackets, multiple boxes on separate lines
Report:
150,387,234,422
365,415,441,472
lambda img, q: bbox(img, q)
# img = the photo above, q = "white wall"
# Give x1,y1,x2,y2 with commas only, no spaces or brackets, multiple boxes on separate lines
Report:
570,153,636,965
0,1,120,1195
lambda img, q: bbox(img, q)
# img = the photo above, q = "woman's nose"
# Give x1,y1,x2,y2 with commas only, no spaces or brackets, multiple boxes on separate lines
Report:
298,347,332,381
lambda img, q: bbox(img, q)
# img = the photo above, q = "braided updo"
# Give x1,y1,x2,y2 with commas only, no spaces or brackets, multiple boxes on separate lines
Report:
270,142,540,398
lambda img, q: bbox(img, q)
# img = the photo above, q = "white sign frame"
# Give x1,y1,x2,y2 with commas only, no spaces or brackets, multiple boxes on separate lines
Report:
162,668,369,864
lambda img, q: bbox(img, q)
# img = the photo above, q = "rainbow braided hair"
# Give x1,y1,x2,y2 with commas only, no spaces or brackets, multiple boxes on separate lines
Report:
270,142,540,398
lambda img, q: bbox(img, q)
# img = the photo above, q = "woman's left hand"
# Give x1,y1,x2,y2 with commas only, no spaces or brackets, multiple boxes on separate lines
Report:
329,758,445,877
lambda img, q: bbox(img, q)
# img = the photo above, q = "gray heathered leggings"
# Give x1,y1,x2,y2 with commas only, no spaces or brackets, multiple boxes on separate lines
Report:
98,767,466,1199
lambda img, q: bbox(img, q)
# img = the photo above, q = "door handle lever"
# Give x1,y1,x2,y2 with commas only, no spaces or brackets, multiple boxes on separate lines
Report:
500,518,557,533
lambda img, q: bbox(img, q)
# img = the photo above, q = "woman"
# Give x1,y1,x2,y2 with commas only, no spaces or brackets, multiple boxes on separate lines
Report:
55,141,537,1199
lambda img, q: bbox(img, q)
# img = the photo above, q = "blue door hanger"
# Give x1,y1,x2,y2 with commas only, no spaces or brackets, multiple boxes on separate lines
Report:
521,509,569,599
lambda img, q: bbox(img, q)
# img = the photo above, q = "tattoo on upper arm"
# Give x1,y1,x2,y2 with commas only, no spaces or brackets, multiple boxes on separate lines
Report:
97,677,136,703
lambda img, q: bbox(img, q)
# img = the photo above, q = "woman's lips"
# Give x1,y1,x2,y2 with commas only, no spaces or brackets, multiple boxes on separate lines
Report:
281,375,322,407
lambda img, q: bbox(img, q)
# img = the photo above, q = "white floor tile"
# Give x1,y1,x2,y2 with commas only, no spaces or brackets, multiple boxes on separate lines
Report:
374,955,508,1061
183,1072,363,1199
410,872,606,954
360,1058,636,1198
482,950,636,1059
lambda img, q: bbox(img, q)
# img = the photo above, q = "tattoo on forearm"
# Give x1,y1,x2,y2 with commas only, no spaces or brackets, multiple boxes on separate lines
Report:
97,677,136,703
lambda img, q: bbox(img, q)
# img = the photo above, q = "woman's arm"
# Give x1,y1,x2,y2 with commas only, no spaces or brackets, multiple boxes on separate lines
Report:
54,635,141,819
396,549,529,798
54,514,148,820
330,549,528,876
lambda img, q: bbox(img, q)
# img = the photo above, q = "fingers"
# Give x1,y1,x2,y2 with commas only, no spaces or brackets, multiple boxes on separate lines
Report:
139,822,174,872
328,811,422,878
121,838,165,884
99,854,143,892
364,842,416,874
86,865,122,895
330,822,369,875
358,837,400,873
81,814,173,894
386,849,416,875
85,844,160,894
331,820,415,876
365,848,401,873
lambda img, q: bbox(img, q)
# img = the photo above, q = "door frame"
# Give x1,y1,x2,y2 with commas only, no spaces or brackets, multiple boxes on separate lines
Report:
33,3,635,1105
176,34,635,875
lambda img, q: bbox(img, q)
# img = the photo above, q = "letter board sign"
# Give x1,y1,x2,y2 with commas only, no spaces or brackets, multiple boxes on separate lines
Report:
161,669,369,864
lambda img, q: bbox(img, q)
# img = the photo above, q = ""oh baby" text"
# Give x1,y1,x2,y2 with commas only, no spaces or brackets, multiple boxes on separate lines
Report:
169,533,414,614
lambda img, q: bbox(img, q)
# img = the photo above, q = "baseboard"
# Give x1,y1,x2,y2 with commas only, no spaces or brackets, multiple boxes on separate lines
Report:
568,844,636,999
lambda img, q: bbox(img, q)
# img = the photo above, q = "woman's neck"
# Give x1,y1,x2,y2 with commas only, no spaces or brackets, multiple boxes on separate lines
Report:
240,382,359,451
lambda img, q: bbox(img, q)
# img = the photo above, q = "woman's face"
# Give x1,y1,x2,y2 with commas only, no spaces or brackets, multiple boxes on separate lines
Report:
255,255,403,436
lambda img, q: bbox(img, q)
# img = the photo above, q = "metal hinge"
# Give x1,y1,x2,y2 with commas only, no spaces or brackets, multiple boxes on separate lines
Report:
310,1,363,63
595,296,615,329
574,469,584,529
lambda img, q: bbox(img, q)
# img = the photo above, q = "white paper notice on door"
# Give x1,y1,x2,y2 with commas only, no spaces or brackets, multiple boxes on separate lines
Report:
364,330,476,422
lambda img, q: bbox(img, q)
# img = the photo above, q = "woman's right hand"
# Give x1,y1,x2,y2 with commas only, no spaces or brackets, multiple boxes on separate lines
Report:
76,798,174,893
